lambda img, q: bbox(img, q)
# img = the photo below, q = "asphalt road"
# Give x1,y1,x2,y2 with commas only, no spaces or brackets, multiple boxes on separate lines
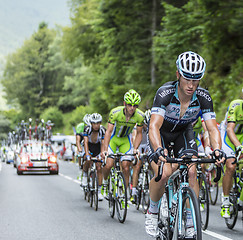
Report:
0,160,242,240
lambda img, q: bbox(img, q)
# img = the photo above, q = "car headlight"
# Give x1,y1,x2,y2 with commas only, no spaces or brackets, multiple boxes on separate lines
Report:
49,156,57,163
21,156,29,163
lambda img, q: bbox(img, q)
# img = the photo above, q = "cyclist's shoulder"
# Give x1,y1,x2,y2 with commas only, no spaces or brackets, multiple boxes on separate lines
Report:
76,122,85,133
157,81,177,92
228,99,243,109
134,108,145,120
109,106,124,118
100,125,106,132
110,106,124,113
195,86,212,101
76,122,85,128
84,125,91,132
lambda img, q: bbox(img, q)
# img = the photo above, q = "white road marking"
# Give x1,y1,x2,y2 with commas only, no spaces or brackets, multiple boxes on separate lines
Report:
59,163,234,240
59,173,80,184
203,230,233,240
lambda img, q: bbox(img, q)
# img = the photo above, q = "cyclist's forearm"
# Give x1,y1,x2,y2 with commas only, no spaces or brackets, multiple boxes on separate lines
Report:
227,125,241,148
208,128,221,150
84,137,89,156
149,126,163,150
133,131,142,150
103,132,112,152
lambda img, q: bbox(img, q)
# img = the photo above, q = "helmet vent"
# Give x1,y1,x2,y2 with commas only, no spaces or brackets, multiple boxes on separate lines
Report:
192,63,195,72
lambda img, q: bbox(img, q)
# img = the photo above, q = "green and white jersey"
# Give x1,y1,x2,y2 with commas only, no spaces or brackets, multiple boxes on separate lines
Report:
76,122,85,136
227,99,243,134
108,106,145,138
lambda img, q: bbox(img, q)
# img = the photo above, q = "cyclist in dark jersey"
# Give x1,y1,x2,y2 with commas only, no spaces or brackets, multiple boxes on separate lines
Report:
82,113,106,201
76,114,90,169
145,51,225,238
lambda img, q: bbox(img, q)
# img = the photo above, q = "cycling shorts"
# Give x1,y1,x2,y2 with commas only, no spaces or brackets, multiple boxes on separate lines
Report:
108,134,133,161
221,129,243,159
147,124,198,162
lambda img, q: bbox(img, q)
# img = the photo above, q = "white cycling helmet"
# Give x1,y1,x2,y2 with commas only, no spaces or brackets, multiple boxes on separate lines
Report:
83,114,91,125
176,51,206,80
144,109,151,125
90,113,102,123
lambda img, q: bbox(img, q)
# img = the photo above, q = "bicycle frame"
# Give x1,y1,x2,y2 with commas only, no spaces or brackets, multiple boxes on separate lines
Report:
157,156,219,240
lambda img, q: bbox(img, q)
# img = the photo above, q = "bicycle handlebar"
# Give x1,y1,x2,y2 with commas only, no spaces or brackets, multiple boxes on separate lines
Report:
154,156,221,183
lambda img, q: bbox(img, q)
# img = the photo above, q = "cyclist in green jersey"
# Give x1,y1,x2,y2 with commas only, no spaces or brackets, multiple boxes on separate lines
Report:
76,114,91,169
220,96,243,218
101,89,145,197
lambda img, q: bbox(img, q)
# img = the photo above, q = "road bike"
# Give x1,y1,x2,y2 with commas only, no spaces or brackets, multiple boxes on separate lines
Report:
157,156,220,240
82,156,103,211
105,153,135,223
135,153,153,213
197,162,209,230
205,162,219,205
224,150,243,229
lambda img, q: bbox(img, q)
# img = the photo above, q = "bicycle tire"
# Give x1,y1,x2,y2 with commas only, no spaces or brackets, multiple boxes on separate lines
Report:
136,187,141,210
108,174,115,218
225,188,238,229
198,173,210,230
88,172,93,207
141,171,151,214
173,187,202,240
208,168,218,205
91,171,99,211
115,172,127,223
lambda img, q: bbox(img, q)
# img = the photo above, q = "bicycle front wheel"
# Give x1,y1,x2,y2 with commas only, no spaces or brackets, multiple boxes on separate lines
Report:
198,173,209,230
141,171,151,214
91,171,99,211
173,187,202,240
225,188,238,229
207,167,218,205
115,172,127,223
108,174,115,218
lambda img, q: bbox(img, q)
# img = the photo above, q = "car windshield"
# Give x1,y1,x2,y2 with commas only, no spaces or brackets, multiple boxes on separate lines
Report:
22,144,53,154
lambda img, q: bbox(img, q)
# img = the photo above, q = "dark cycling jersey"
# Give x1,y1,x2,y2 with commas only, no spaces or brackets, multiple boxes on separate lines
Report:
151,81,215,133
148,81,216,159
83,125,106,157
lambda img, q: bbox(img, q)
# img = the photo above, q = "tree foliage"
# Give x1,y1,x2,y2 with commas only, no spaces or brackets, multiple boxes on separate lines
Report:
1,0,243,134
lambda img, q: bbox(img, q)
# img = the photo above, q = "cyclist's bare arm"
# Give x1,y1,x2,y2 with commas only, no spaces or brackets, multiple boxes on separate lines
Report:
227,122,241,148
101,123,114,158
83,136,90,157
76,135,82,152
204,119,221,150
149,114,166,162
100,139,105,154
202,121,210,148
133,125,143,151
204,118,224,164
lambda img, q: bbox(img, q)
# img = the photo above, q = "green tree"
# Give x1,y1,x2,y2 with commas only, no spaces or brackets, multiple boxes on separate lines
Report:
40,106,64,129
1,22,68,117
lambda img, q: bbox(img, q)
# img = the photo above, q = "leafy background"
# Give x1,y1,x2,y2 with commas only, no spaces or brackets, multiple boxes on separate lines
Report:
0,0,242,139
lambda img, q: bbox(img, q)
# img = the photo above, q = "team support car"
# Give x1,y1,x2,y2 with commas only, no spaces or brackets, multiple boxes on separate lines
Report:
16,141,59,175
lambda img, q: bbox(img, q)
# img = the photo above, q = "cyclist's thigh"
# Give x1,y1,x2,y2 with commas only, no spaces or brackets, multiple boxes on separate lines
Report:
118,135,133,162
222,131,236,159
173,124,198,157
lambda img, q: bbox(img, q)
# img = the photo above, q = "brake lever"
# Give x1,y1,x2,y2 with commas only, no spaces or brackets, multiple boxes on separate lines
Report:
155,162,164,182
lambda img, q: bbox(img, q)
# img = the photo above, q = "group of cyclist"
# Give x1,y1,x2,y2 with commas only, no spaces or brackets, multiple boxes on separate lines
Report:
74,51,243,238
